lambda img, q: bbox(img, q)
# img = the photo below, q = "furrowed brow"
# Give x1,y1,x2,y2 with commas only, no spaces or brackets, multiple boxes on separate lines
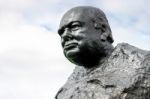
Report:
58,25,67,35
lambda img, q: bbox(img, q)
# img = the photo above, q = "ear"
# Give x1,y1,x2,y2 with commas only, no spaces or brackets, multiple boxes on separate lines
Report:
100,24,110,42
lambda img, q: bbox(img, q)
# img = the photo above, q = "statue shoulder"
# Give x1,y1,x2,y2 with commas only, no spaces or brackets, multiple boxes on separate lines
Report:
114,43,148,55
111,43,149,61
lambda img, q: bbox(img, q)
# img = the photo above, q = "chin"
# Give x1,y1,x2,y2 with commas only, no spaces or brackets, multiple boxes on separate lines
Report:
64,49,83,65
65,51,100,68
67,57,84,66
64,47,80,58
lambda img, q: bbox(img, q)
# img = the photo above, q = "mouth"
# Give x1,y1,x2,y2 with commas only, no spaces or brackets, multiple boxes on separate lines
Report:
64,43,78,51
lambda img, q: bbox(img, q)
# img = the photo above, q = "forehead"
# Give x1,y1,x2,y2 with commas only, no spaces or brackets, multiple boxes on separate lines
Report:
59,9,91,28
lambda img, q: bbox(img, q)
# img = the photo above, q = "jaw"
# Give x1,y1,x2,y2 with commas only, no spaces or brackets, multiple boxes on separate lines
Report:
66,53,102,68
63,39,114,68
64,46,114,68
64,47,103,68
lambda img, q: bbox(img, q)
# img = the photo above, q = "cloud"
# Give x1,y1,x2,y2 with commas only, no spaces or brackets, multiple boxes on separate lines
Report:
0,0,150,99
92,0,150,50
0,4,74,99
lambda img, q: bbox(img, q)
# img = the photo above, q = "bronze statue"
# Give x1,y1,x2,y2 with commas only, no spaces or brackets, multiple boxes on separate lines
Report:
56,6,150,99
58,6,114,68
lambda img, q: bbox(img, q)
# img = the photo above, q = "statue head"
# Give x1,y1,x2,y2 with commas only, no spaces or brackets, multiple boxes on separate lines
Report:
58,6,114,68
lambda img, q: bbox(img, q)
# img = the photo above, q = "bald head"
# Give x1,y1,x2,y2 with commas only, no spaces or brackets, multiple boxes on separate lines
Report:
58,6,114,67
59,6,114,43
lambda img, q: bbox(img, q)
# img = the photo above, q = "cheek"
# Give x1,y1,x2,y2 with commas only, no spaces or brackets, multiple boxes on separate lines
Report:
78,38,94,50
82,37,102,50
73,32,86,41
73,28,90,39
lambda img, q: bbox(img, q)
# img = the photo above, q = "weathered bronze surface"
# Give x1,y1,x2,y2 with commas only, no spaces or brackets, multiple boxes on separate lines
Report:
56,6,150,99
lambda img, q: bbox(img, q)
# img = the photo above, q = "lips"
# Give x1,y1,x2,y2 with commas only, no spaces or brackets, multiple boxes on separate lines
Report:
64,42,78,50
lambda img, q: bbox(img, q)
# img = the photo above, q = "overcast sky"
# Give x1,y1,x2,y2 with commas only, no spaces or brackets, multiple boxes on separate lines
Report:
0,0,150,99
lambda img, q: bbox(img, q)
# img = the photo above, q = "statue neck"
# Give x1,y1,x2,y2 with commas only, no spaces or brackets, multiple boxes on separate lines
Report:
85,44,114,72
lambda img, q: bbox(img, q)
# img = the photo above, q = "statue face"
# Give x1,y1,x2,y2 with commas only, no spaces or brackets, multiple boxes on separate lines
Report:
58,10,106,66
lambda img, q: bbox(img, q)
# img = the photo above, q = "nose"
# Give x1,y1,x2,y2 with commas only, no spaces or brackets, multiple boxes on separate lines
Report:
61,28,73,46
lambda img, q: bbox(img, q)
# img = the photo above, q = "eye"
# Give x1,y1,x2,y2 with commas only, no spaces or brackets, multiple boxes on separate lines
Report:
70,22,81,31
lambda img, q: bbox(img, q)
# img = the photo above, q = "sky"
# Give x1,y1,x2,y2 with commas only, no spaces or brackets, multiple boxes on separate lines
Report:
0,0,150,99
